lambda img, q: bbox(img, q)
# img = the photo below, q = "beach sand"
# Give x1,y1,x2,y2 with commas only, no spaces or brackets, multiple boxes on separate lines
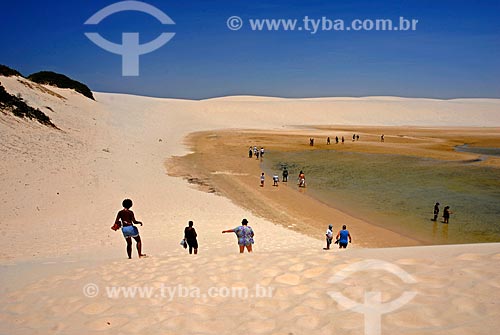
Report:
168,127,500,246
1,75,500,334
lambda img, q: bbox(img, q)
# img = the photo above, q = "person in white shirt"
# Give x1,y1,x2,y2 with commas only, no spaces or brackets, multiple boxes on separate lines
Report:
324,224,333,250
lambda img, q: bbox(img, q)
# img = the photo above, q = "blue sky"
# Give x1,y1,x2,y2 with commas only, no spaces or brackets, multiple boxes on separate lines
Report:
1,0,499,99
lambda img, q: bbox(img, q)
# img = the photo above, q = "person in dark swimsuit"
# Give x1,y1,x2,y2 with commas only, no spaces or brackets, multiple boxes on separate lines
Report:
443,206,451,224
433,202,440,221
184,221,198,254
113,199,146,259
282,167,288,182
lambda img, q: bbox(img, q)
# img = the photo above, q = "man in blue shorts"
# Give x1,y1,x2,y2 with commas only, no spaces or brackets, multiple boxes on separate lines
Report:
336,225,352,249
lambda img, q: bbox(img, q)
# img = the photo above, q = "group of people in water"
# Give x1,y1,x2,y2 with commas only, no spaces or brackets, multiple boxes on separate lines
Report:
259,168,306,188
433,202,452,224
312,134,363,146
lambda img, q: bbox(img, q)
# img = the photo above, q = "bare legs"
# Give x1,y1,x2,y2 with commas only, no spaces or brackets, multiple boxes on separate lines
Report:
125,236,145,258
189,246,198,255
239,244,253,253
126,237,132,259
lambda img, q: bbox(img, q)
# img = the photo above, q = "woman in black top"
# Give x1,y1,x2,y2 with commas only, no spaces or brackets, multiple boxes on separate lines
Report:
184,221,198,254
443,206,451,224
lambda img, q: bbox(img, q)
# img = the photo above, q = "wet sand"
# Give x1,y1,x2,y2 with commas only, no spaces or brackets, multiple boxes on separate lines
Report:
168,126,500,247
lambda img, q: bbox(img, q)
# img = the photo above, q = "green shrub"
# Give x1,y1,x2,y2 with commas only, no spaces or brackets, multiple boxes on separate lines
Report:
28,71,94,100
0,82,57,128
0,64,23,77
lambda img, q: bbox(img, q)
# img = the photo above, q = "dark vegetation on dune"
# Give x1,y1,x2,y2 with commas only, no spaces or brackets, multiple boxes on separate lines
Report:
0,82,57,128
0,64,94,100
0,64,96,128
28,71,94,100
0,64,23,77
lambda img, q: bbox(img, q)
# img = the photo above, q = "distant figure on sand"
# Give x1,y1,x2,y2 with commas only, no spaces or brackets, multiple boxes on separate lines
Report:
184,220,198,254
256,150,260,159
273,175,279,186
298,170,306,187
260,172,265,187
222,218,254,253
443,206,452,224
381,134,385,142
324,224,333,250
282,167,288,182
433,202,440,221
260,147,265,159
113,199,146,259
352,134,356,142
356,135,359,141
310,138,314,146
327,137,331,145
341,136,345,144
335,136,339,144
336,225,352,249
248,147,253,158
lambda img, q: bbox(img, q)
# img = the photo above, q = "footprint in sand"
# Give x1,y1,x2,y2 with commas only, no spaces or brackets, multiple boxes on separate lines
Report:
275,273,301,286
456,253,483,261
80,302,112,315
302,266,327,278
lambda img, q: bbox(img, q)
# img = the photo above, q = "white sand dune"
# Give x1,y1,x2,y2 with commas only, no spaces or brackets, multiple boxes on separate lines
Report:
1,74,500,334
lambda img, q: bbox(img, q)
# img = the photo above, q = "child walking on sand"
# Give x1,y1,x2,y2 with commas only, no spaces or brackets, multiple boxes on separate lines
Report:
260,172,265,187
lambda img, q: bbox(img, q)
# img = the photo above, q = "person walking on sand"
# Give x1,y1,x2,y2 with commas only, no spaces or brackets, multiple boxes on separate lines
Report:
336,225,352,249
184,220,198,254
282,167,288,182
260,172,265,187
341,136,345,144
112,199,146,259
352,134,356,142
381,134,385,142
327,137,331,145
433,202,440,221
222,218,254,253
356,134,359,141
335,136,339,144
273,175,279,186
324,224,334,250
260,147,265,159
443,206,452,224
248,147,253,158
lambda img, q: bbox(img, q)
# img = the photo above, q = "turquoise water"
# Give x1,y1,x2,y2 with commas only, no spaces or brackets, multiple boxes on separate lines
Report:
264,150,500,245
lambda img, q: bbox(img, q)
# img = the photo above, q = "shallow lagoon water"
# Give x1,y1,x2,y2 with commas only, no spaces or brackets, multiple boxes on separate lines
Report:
455,145,500,157
264,150,500,245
